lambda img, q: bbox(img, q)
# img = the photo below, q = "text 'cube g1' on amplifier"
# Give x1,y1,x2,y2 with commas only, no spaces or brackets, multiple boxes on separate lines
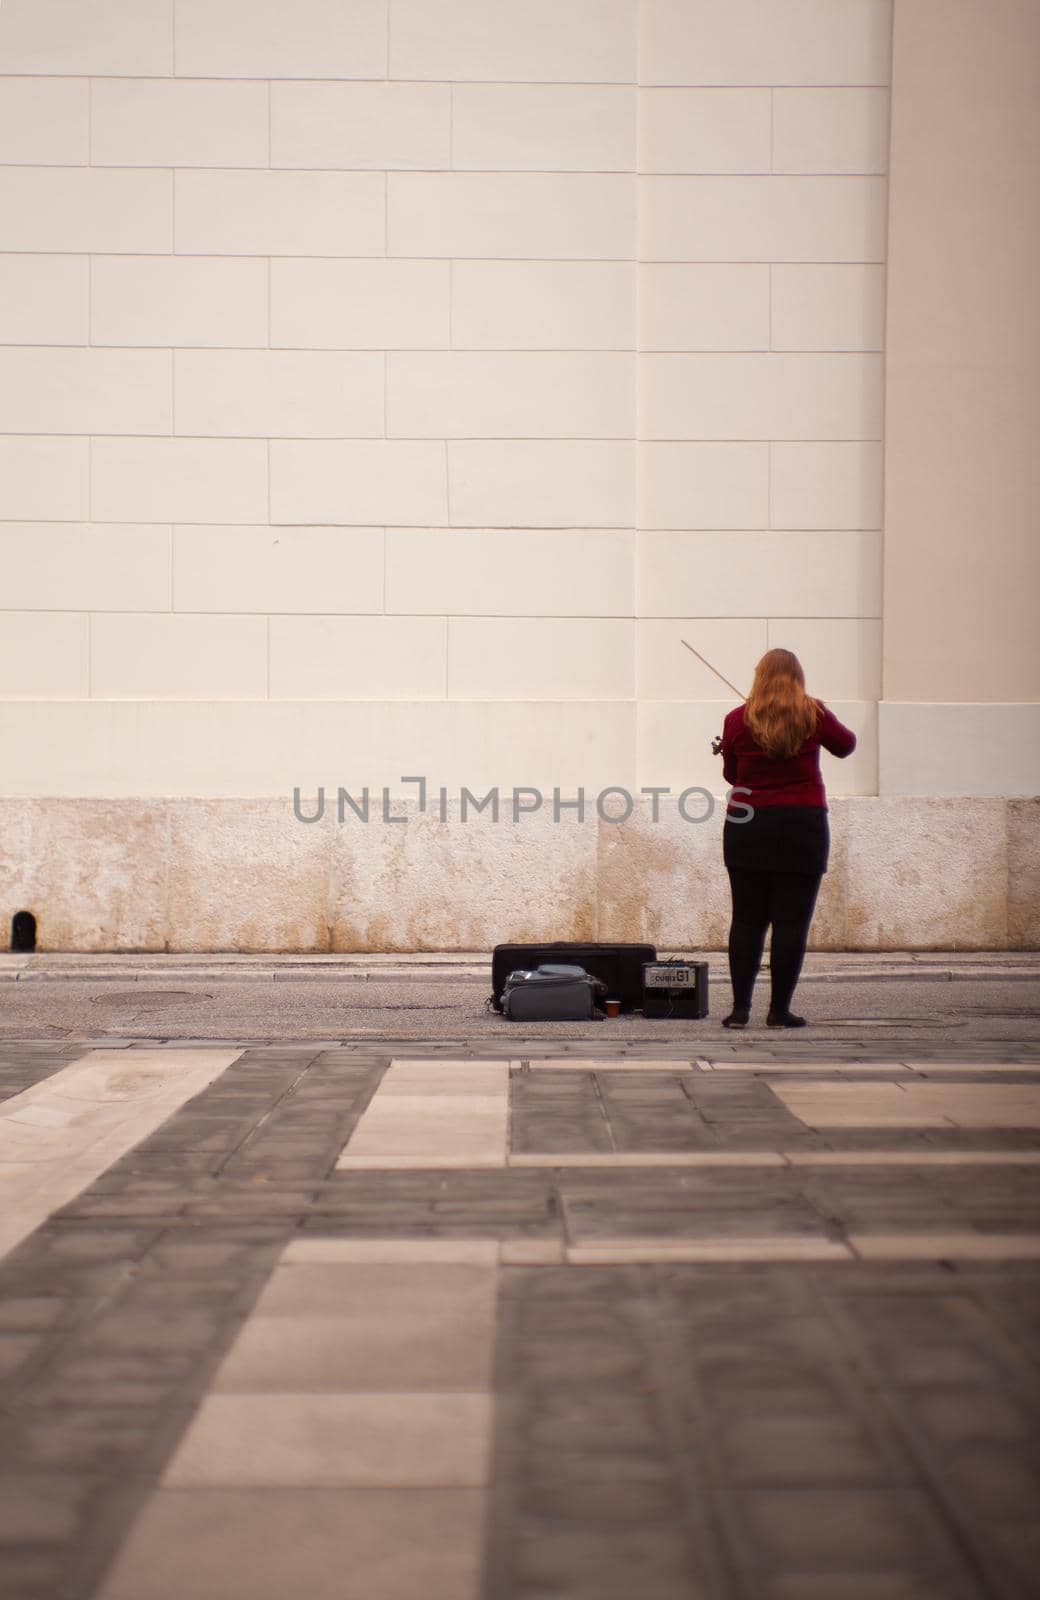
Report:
641,959,709,1018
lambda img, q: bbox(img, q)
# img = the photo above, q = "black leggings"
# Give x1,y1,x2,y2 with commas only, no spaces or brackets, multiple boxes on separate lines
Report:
727,868,822,1014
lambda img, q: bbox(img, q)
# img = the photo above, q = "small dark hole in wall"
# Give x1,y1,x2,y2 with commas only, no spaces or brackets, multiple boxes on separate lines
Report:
11,911,36,953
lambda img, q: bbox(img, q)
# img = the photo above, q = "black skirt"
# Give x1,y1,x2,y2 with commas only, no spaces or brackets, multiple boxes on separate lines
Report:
723,804,830,876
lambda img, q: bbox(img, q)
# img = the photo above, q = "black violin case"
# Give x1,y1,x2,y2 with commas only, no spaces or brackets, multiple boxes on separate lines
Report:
490,941,656,1014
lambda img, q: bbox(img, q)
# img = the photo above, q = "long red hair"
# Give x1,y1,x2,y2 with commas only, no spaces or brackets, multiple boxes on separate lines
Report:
744,649,820,759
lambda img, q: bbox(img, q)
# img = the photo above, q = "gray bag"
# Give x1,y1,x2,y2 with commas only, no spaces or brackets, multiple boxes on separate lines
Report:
500,963,604,1021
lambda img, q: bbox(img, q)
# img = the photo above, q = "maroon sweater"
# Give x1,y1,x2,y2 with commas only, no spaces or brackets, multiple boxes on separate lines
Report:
722,702,857,812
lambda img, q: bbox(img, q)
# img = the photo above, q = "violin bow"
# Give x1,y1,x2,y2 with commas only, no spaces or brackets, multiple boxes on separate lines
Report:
679,638,746,700
679,638,746,756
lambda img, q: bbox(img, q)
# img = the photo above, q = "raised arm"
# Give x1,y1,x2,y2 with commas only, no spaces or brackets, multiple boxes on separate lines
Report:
816,703,857,758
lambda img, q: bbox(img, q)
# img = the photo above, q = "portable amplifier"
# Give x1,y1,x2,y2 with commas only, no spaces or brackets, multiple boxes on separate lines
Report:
641,959,709,1018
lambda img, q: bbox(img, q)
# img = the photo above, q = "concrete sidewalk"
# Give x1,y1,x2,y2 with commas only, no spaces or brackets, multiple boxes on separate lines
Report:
1,949,1038,1048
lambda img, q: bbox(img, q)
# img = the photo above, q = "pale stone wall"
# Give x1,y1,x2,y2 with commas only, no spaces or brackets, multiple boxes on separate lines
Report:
0,0,886,784
0,1,1035,948
0,795,1034,953
881,0,1040,793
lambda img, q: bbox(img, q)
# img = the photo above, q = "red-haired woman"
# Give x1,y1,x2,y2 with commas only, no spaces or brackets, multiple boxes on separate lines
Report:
719,649,856,1029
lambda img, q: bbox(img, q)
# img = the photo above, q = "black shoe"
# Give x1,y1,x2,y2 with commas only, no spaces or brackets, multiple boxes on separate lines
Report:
722,1008,750,1029
767,1010,807,1028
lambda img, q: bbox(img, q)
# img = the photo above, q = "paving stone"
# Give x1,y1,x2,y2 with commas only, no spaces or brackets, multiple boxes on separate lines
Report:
509,1073,614,1155
163,1392,493,1489
14,1408,157,1471
947,1446,1040,1520
0,1332,43,1377
908,1390,1035,1446
508,1514,700,1599
56,1193,188,1220
724,1486,969,1573
0,1292,64,1331
512,1476,685,1524
182,1189,319,1218
713,1413,903,1488
0,1549,67,1600
285,1235,486,1263
978,1517,1040,1597
33,1226,163,1262
763,1576,980,1599
0,1472,87,1543
81,1307,229,1355
96,1487,487,1600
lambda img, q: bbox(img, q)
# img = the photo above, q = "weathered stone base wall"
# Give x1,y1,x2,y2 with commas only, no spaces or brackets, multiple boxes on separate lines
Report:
1,796,1037,953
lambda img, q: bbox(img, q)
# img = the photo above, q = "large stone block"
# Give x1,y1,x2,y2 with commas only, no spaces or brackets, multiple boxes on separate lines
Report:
168,799,330,953
447,440,634,529
452,261,633,352
91,79,268,167
0,0,173,75
330,800,598,951
389,0,636,83
453,84,635,172
0,78,88,164
270,616,447,700
770,441,883,530
388,173,634,260
90,614,268,701
636,531,882,620
766,620,881,702
175,170,383,257
271,82,450,170
173,526,383,617
771,264,886,354
0,614,88,699
174,0,387,79
20,800,169,951
772,88,890,174
91,438,268,525
447,618,633,701
846,796,1008,949
388,352,633,441
640,0,892,88
92,256,268,349
386,528,634,618
596,796,732,948
0,167,171,253
0,439,88,521
0,256,88,345
639,352,883,443
596,795,847,951
640,88,770,174
1008,798,1040,949
636,619,766,701
638,175,887,264
812,798,848,949
638,263,768,353
270,440,447,527
639,442,768,530
271,259,449,351
0,348,171,436
174,351,383,441
0,801,33,940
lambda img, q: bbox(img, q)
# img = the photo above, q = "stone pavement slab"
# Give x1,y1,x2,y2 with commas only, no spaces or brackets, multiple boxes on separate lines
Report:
96,1488,487,1600
162,1391,494,1488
